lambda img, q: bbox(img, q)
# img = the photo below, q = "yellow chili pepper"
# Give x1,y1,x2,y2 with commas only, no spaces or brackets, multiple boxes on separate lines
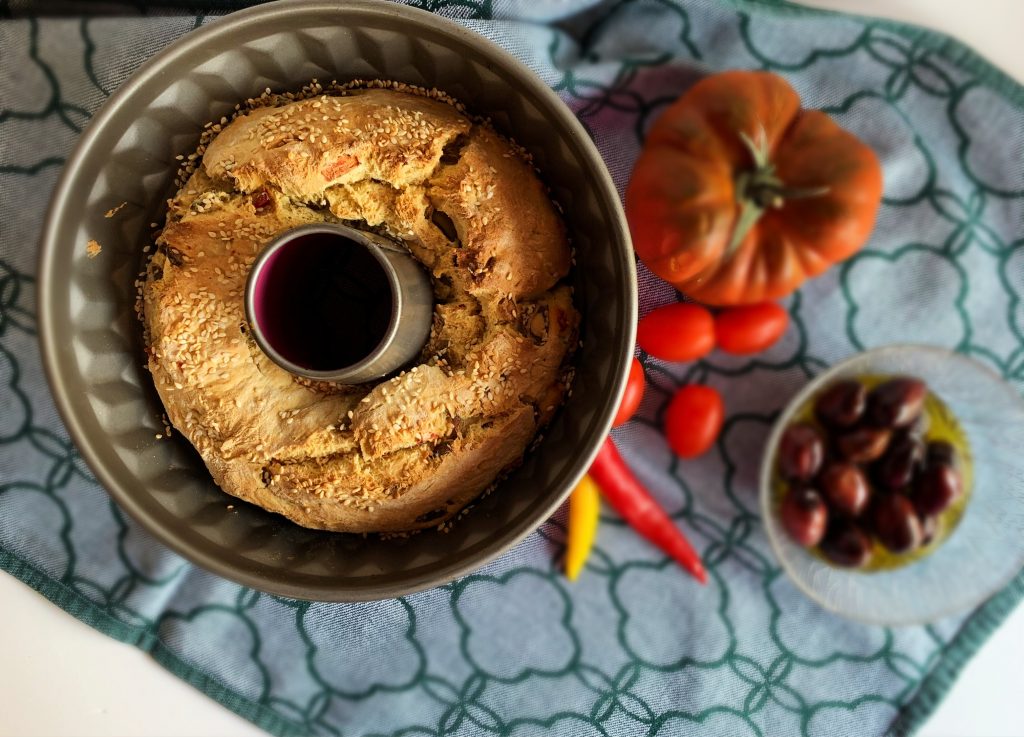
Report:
565,475,600,581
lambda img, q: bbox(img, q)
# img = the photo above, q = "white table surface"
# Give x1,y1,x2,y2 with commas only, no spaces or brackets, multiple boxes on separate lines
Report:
4,1,1024,736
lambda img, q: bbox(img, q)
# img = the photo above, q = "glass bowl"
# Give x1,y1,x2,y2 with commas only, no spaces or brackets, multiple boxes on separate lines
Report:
760,345,1024,625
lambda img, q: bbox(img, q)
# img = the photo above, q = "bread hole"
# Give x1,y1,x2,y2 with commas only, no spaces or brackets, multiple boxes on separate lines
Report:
431,440,454,459
472,256,496,283
528,311,547,341
305,197,331,212
267,134,298,149
261,467,272,486
439,133,469,165
340,217,372,233
519,394,541,423
415,507,448,523
518,304,549,345
342,217,396,242
165,247,184,267
150,264,163,281
430,208,460,244
434,273,455,301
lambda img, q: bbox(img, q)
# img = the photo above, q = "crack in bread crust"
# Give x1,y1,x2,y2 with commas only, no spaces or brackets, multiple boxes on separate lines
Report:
142,86,578,533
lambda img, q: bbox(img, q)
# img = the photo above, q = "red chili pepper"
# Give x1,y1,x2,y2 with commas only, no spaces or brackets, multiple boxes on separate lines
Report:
589,437,707,584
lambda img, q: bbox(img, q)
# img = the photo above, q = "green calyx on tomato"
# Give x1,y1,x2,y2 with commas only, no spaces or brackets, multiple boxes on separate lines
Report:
626,70,884,306
729,130,830,258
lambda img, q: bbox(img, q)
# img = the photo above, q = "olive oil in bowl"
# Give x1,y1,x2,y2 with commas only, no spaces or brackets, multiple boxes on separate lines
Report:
773,374,972,573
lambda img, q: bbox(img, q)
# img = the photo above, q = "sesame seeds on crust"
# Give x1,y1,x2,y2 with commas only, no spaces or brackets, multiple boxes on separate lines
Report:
141,82,578,533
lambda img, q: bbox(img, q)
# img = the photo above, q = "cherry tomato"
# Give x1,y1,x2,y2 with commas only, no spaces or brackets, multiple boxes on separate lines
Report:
637,303,715,362
665,384,724,458
714,302,789,355
613,357,645,427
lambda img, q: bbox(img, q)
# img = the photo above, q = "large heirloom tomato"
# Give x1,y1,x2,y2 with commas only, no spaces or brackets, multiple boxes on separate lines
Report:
626,71,883,305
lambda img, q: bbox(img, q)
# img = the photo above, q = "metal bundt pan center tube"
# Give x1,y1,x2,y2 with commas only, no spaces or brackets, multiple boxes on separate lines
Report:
244,223,435,384
37,0,637,601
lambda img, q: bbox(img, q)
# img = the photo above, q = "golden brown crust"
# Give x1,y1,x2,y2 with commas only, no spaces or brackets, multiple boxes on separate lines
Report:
142,88,577,532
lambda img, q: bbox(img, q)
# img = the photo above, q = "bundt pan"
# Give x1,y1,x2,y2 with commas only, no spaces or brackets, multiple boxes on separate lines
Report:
37,0,636,601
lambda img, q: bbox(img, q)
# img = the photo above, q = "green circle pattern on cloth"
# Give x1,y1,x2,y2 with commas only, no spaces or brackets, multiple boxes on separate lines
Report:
1,1,1024,736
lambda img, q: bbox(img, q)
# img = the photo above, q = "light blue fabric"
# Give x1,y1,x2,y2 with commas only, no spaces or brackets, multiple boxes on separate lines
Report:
2,1,1024,736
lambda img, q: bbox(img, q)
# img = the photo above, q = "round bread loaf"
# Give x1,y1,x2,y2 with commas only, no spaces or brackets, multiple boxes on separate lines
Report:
142,88,578,532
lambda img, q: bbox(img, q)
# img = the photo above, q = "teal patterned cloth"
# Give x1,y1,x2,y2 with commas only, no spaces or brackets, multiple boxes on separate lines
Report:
2,1,1024,735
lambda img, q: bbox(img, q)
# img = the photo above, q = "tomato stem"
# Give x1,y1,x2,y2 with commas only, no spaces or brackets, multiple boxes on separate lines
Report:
726,130,829,258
